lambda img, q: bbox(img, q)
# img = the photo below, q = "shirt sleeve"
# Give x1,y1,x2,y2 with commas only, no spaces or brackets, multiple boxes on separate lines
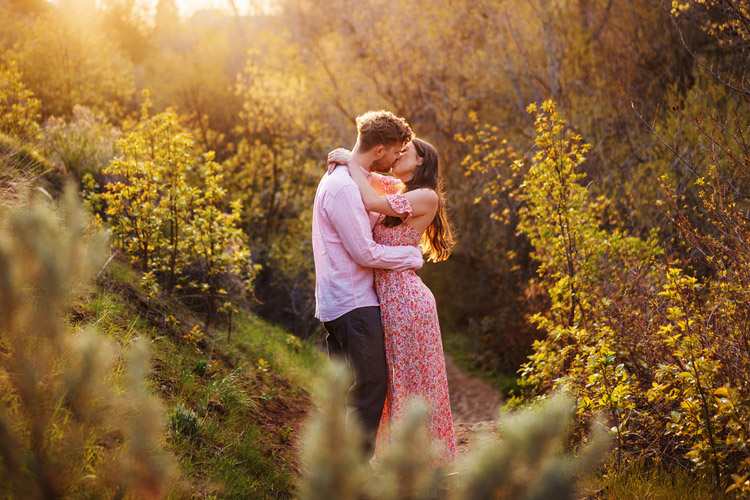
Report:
324,185,424,270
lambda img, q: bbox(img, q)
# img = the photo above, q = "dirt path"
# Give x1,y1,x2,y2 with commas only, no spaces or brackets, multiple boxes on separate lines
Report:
445,355,502,455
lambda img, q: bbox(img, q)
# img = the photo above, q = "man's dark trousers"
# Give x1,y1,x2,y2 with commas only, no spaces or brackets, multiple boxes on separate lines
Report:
323,306,387,457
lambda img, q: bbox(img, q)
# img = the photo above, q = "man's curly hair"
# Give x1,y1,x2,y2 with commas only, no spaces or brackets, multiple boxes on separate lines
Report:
355,110,413,152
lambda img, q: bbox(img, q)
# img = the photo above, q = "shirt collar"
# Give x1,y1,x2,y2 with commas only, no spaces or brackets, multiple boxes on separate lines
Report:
359,165,372,182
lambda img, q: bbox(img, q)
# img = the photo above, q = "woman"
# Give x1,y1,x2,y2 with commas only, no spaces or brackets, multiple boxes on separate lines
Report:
327,138,457,465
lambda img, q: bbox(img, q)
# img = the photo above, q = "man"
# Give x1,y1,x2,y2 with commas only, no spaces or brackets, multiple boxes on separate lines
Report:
312,110,423,456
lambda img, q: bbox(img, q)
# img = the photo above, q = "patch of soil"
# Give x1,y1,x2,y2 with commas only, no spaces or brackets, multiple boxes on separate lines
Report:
453,421,499,456
254,374,313,475
446,355,502,423
445,355,502,458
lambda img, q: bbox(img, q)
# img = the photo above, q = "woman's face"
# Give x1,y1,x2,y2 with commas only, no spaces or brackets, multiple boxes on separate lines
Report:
392,142,422,182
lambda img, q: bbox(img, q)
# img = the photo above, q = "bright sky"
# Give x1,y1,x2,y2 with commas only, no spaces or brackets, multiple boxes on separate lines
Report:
174,0,273,17
175,0,225,16
54,0,276,23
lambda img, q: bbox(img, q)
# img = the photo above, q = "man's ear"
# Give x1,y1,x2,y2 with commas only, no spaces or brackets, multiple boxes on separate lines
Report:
373,145,385,159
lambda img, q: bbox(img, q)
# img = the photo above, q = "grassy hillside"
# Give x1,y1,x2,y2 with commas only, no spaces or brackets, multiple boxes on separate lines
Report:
71,257,326,498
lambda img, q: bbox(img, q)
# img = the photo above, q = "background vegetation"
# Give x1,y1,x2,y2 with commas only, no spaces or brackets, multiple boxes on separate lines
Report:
2,0,749,496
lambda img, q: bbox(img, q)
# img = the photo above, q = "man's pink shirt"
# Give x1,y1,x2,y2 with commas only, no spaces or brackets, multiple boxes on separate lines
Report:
312,165,424,322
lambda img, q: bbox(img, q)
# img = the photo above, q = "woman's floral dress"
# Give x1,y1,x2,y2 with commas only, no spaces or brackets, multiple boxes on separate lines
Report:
373,176,457,465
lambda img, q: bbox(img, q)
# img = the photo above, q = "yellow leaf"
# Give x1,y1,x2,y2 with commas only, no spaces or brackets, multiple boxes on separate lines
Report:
713,387,730,398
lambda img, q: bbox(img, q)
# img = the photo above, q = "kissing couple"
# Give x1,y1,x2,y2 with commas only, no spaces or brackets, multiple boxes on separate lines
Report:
312,110,457,465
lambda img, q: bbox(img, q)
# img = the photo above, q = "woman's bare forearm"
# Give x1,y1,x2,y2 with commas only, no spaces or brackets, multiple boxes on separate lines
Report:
345,161,398,215
370,172,386,194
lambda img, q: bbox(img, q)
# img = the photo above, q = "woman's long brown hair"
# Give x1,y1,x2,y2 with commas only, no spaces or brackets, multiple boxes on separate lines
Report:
383,138,455,262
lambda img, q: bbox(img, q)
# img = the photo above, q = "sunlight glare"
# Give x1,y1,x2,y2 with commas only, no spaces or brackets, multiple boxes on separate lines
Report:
174,0,273,16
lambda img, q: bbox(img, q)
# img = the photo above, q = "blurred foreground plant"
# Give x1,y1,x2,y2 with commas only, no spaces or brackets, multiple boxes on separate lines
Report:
299,361,609,500
0,187,175,498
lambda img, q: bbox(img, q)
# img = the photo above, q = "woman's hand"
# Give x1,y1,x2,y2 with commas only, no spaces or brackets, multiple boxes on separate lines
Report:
327,148,355,174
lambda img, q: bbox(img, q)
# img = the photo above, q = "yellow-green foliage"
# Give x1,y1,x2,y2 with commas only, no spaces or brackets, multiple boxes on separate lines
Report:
672,0,750,47
231,46,324,245
455,110,525,271
515,101,661,329
652,106,750,494
0,57,40,142
453,112,542,371
507,101,660,465
464,100,750,494
0,188,175,498
191,156,250,319
299,362,610,500
103,91,251,311
103,93,193,279
625,71,750,239
0,57,48,179
226,48,324,324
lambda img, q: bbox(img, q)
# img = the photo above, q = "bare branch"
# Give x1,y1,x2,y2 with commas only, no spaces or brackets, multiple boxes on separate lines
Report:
669,15,750,98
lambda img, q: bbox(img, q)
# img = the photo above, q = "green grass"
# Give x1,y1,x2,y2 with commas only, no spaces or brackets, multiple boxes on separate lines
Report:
106,257,141,284
229,314,323,393
70,259,327,499
442,329,520,398
579,460,730,500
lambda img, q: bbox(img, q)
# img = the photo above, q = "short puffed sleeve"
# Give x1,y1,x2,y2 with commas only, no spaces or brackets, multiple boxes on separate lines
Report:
384,194,412,222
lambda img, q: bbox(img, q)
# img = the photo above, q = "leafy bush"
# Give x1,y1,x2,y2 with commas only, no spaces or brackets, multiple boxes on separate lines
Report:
672,0,750,49
464,100,750,495
102,91,252,323
652,99,750,495
0,57,40,143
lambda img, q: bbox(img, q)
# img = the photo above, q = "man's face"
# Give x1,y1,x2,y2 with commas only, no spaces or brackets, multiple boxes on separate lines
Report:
370,142,405,173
